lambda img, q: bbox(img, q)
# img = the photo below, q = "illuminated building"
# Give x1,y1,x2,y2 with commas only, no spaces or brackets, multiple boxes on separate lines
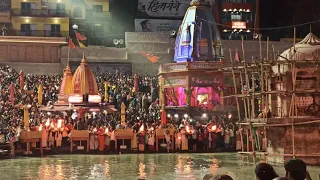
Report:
174,0,223,62
213,0,259,40
10,0,70,37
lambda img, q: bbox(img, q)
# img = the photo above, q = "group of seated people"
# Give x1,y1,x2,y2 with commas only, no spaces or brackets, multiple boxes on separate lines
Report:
203,159,312,180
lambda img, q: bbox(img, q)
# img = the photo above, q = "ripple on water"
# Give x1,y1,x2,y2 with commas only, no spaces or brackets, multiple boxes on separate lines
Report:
0,153,319,180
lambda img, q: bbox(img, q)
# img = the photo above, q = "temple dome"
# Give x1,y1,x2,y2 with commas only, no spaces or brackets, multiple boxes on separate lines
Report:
190,0,210,7
71,55,99,95
59,64,73,95
272,33,320,75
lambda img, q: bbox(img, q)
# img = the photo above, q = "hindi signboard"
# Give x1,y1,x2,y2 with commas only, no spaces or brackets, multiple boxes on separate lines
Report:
135,19,182,32
137,0,191,18
232,21,247,29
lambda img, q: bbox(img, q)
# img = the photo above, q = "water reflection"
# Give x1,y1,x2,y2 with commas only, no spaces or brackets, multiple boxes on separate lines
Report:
0,154,318,180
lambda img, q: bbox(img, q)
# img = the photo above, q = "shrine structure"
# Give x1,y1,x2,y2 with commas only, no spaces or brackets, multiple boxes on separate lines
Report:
159,0,234,124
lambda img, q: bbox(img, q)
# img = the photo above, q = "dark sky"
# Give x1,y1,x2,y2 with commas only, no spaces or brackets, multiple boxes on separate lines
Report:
260,0,320,40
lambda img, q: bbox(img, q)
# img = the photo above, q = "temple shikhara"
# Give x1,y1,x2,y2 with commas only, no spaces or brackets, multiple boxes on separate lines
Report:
159,0,232,124
54,55,102,110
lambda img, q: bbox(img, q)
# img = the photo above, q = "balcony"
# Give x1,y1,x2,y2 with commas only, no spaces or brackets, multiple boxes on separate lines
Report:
9,30,68,37
11,9,69,17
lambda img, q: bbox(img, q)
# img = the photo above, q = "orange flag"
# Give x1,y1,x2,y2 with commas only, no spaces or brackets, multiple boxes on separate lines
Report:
75,31,87,41
140,51,159,63
68,38,76,49
19,71,24,90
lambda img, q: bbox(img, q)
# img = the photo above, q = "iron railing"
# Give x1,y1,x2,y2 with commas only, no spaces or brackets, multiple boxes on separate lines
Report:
11,9,69,17
10,30,69,37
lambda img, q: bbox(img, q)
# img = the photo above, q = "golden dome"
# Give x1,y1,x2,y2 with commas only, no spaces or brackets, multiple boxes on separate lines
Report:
71,55,99,95
59,64,73,95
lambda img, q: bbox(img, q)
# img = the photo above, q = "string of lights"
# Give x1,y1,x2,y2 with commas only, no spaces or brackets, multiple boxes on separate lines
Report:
199,18,320,31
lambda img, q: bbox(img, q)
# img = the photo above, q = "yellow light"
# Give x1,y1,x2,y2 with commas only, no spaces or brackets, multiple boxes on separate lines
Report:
55,19,58,23
57,0,61,2
223,9,227,12
25,19,30,23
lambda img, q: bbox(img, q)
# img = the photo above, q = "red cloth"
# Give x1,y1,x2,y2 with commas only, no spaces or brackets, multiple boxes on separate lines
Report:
75,32,87,41
68,38,76,49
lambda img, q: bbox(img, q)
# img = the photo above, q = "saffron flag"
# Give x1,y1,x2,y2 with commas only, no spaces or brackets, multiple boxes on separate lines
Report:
38,84,43,105
133,74,138,93
19,70,25,90
75,31,87,41
121,102,126,126
140,51,159,63
9,83,14,105
68,38,76,49
77,39,86,48
24,107,29,130
104,82,109,102
234,48,240,62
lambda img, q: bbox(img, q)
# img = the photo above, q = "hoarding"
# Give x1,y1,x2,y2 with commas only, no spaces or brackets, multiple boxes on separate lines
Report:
135,19,182,32
137,0,192,18
232,21,246,29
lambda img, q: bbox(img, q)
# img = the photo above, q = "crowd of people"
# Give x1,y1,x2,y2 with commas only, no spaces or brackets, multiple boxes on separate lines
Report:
203,159,313,180
0,64,238,154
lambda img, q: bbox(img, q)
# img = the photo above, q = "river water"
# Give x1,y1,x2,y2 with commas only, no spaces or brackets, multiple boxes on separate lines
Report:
0,153,319,180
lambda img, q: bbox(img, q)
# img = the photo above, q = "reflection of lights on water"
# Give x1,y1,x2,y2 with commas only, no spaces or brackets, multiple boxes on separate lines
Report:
104,160,110,176
139,162,146,178
176,156,183,172
209,158,219,175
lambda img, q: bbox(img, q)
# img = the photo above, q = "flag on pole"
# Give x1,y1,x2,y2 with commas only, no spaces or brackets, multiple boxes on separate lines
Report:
104,82,109,102
24,107,29,130
140,51,159,63
75,31,87,41
38,84,43,105
68,38,76,49
121,102,126,126
234,48,240,62
77,39,86,48
19,70,25,90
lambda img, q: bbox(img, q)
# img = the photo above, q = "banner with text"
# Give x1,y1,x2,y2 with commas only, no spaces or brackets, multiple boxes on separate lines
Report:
135,19,182,32
137,0,192,18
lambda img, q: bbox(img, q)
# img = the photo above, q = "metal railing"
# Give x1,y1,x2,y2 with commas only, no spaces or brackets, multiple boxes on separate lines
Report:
11,9,69,17
10,30,69,37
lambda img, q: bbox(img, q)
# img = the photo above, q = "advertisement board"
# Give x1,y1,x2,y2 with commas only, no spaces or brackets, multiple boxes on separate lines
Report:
137,0,192,18
232,21,246,29
135,19,182,32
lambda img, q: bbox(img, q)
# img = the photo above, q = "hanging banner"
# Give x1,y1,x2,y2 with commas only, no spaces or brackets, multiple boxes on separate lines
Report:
135,19,182,32
137,0,192,18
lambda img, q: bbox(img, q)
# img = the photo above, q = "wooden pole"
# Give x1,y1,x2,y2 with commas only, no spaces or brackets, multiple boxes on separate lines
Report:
230,48,244,152
242,36,255,156
259,35,262,60
291,27,297,159
266,37,269,60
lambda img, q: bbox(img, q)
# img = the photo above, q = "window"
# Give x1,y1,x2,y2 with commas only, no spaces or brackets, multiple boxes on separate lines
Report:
74,7,82,18
92,5,103,13
51,24,61,36
0,0,11,12
21,24,37,36
21,2,31,15
44,24,61,37
231,14,242,21
56,3,66,15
